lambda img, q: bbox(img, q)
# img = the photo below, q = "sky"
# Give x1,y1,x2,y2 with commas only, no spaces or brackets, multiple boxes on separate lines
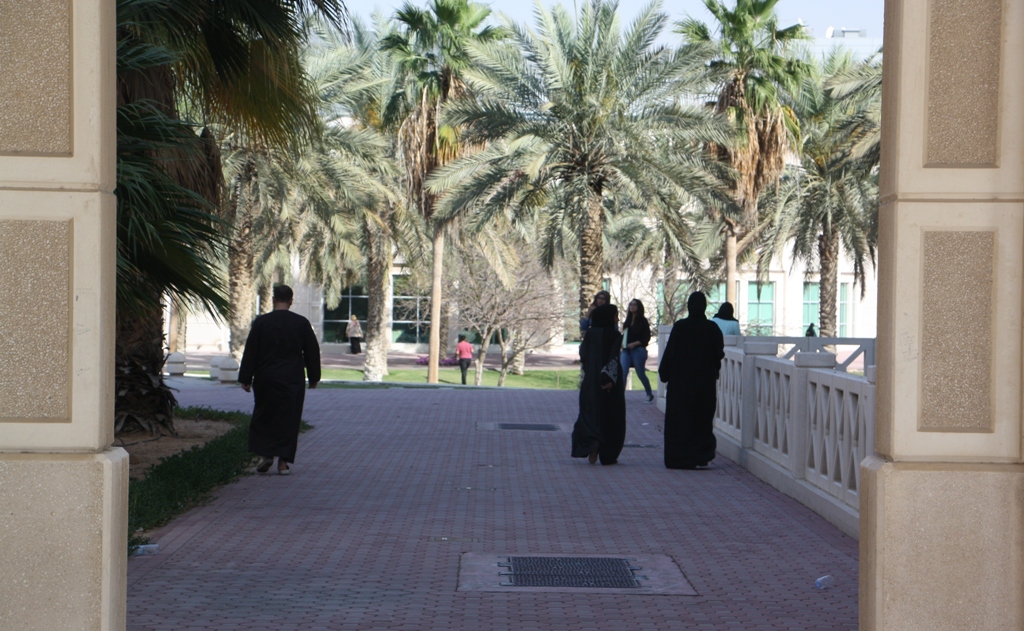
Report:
350,0,886,41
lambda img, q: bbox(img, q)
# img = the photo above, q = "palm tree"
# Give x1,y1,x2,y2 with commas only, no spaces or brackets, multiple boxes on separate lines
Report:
381,0,506,383
430,0,727,319
605,203,712,324
298,18,423,382
759,51,878,337
115,0,346,430
676,0,810,307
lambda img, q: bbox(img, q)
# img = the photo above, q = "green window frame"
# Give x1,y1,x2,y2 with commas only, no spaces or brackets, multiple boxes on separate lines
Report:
803,282,820,332
705,282,727,317
746,282,775,336
839,282,852,337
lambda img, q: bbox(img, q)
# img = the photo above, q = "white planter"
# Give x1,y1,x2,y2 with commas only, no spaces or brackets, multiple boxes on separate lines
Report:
219,357,240,383
165,352,186,376
209,355,227,380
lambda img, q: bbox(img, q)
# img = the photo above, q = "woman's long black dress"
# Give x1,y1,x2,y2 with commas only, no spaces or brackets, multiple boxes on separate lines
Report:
571,324,627,465
658,313,724,469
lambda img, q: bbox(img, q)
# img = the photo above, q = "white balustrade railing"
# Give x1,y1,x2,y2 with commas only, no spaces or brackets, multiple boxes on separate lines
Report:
715,344,744,443
802,368,875,510
655,327,875,538
751,356,794,469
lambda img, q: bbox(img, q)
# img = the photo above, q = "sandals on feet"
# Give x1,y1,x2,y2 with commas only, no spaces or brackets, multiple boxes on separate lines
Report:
278,463,291,475
256,457,274,473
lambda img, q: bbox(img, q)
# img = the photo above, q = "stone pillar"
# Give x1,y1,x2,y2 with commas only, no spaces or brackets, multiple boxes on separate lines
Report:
863,0,1024,628
0,0,125,630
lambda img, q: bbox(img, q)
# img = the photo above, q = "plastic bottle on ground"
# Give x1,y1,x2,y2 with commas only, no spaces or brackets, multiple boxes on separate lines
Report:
814,575,835,589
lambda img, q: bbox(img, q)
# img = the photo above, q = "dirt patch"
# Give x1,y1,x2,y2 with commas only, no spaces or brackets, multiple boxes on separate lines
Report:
117,419,237,480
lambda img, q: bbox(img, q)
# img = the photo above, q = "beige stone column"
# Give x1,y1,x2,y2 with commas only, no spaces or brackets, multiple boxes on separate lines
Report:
863,0,1024,628
0,0,126,629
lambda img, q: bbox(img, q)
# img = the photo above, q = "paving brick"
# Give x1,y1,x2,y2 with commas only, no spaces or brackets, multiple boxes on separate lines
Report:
127,382,858,629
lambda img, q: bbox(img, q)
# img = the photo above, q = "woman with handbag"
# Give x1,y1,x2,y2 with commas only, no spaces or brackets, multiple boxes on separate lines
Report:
571,303,627,465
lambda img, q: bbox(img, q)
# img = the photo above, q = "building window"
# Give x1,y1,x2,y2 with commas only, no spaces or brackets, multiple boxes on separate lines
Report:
705,282,726,317
323,286,368,343
839,282,852,337
746,282,775,336
323,277,431,345
803,282,820,332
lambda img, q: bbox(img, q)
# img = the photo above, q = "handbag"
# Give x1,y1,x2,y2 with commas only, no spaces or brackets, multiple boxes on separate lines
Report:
600,356,620,387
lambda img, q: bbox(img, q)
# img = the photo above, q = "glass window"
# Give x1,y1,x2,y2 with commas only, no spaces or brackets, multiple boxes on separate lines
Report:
746,282,775,336
705,283,726,317
839,283,852,337
803,282,820,332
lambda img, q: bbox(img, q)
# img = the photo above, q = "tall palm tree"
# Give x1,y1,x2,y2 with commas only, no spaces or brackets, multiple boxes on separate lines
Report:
298,18,423,382
760,51,878,337
676,0,810,307
430,0,727,318
381,0,506,383
219,138,300,359
115,0,346,430
605,203,712,323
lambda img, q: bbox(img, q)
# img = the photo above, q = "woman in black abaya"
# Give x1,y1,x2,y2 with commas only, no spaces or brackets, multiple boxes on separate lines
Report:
659,291,725,469
571,304,627,465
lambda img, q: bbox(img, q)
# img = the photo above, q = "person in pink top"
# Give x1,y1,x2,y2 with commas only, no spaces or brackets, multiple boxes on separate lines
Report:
456,334,474,385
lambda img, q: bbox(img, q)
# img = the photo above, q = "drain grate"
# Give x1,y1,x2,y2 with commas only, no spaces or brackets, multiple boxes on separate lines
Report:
497,423,559,431
499,556,640,588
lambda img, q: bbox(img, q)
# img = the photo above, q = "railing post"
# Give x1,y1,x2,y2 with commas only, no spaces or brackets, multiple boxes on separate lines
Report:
741,342,778,450
791,352,836,480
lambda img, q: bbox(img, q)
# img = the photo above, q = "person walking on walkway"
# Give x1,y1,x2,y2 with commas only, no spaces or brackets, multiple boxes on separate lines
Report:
572,304,626,465
239,285,321,475
579,290,610,332
456,334,474,385
711,302,741,336
659,291,724,469
620,299,655,403
347,314,363,354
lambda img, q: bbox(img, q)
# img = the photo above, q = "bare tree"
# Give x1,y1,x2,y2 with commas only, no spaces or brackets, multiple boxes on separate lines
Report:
449,249,564,386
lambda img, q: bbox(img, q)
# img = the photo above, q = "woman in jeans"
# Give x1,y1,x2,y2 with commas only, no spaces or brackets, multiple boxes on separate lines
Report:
621,299,655,402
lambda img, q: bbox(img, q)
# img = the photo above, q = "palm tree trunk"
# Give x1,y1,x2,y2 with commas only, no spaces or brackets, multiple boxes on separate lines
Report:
168,300,180,353
725,227,738,309
578,191,605,316
364,223,393,382
818,226,840,338
115,293,176,435
228,204,256,360
258,282,272,314
427,222,445,383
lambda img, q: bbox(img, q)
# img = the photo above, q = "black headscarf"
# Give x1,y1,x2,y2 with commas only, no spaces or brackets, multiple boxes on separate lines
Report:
687,292,707,318
590,303,618,328
713,301,737,321
586,303,621,365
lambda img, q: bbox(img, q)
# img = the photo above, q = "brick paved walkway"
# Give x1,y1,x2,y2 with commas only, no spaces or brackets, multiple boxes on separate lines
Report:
127,380,858,630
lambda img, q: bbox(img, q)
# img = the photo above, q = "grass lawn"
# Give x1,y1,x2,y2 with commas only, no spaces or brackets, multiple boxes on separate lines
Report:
316,367,652,392
186,367,654,391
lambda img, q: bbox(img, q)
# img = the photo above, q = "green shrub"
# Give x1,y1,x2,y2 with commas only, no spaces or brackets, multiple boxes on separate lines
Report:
126,406,316,553
127,406,254,552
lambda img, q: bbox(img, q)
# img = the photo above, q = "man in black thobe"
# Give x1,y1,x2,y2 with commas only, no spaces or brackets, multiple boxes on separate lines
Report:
658,291,725,469
239,285,321,475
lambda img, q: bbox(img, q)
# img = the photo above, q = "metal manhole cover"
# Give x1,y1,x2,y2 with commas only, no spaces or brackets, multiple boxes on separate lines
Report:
497,423,559,431
499,556,640,588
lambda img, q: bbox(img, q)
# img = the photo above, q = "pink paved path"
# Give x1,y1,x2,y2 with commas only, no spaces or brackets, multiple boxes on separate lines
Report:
128,380,858,630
